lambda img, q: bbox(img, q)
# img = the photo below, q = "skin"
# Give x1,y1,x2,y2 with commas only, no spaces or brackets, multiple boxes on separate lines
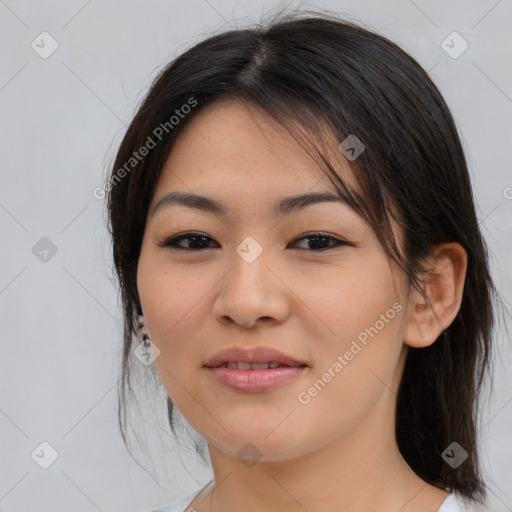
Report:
136,99,467,512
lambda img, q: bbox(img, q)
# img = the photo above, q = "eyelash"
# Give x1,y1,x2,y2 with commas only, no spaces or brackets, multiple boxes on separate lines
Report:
158,232,352,251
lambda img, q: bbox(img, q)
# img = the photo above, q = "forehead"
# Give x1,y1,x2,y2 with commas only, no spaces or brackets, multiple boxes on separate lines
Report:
151,99,358,204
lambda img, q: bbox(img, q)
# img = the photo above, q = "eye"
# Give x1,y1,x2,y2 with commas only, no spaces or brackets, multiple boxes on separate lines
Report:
159,232,218,250
289,232,349,251
159,232,350,251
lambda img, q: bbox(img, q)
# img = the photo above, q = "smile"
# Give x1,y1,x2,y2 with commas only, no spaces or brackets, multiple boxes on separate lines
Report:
215,361,300,369
206,364,307,392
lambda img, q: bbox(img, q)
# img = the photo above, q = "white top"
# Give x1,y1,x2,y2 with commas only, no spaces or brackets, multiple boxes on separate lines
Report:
148,480,469,512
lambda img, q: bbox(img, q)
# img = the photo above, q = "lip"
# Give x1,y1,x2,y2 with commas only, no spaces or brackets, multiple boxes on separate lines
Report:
204,346,307,368
204,346,308,393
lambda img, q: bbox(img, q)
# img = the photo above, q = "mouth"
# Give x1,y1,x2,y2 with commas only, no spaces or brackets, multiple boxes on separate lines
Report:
204,345,308,369
210,361,306,370
204,346,309,392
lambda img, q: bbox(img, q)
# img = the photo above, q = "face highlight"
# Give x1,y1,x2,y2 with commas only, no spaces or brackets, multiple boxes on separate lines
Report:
136,99,412,463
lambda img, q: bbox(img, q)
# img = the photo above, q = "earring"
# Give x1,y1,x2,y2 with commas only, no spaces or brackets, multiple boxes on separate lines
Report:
137,314,151,347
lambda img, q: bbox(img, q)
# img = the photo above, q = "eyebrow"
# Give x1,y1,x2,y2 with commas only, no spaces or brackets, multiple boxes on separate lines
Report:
152,190,350,217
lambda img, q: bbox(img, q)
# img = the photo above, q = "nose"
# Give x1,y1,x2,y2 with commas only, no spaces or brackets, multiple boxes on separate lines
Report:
212,249,290,329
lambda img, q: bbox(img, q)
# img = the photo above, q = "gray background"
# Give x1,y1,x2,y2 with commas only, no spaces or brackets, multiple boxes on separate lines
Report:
0,0,511,511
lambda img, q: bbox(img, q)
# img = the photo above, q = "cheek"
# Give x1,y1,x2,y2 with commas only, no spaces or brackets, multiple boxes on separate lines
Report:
137,253,218,383
138,243,186,328
302,256,406,411
138,267,211,409
312,255,404,351
141,277,206,354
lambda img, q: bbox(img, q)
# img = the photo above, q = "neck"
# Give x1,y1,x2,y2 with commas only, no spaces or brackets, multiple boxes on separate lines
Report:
202,397,446,512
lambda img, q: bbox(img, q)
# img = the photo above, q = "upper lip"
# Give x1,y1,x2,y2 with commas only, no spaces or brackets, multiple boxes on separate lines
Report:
204,346,308,368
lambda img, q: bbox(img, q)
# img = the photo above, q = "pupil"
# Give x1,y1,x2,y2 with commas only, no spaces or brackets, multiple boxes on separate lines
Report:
309,235,329,249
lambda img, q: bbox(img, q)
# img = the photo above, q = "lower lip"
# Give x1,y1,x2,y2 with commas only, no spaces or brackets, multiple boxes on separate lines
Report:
206,366,307,392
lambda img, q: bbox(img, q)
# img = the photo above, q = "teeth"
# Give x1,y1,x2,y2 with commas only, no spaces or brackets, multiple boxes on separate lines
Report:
250,362,270,369
221,361,289,369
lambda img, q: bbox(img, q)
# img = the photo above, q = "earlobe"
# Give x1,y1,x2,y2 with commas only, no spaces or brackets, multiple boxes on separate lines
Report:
403,242,467,348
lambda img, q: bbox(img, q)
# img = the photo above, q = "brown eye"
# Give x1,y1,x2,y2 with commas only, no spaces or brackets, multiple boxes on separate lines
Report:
159,231,351,251
289,233,348,251
159,233,218,250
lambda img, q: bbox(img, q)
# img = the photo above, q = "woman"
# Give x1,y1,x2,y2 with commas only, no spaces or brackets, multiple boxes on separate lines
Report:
106,9,497,512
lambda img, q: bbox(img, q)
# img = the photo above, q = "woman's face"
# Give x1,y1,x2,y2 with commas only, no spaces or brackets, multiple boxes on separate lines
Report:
137,99,412,462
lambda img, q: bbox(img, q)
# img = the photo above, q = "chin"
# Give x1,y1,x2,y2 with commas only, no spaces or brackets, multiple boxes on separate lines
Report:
204,423,315,462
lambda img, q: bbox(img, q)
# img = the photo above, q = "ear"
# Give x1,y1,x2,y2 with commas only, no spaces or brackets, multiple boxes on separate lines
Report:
403,242,467,348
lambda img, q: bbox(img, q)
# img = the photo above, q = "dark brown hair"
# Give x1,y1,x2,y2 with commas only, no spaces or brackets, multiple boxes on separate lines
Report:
105,8,497,502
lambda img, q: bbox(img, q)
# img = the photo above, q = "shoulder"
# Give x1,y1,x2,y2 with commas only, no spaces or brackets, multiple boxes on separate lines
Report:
438,492,470,512
145,480,213,512
147,486,474,512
